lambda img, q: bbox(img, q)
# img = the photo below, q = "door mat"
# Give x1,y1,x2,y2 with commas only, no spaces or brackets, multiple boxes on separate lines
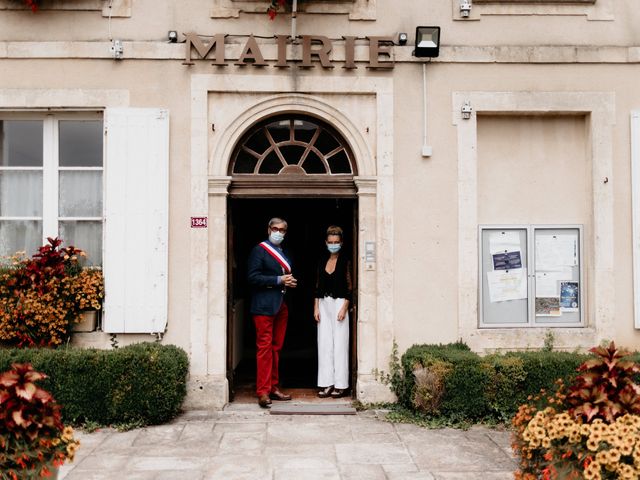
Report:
270,403,357,415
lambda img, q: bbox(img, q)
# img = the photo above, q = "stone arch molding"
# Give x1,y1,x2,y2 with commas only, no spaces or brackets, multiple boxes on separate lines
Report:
209,93,375,178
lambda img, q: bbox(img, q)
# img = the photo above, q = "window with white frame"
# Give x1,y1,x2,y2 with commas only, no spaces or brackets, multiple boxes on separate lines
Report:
0,114,103,265
479,225,583,327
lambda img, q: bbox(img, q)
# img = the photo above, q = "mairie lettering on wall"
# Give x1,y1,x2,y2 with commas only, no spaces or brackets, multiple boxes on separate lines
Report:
182,33,395,69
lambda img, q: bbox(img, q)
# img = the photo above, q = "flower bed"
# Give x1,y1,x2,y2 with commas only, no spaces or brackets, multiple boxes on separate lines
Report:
0,238,104,347
512,342,640,479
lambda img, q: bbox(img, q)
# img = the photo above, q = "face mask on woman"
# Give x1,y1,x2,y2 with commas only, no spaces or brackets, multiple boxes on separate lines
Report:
327,244,341,253
270,232,285,245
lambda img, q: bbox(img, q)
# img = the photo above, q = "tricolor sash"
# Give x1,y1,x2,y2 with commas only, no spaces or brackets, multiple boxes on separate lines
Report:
259,241,292,274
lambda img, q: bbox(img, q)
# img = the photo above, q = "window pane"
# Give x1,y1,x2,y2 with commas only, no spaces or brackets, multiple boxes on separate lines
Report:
0,171,43,216
315,129,340,155
0,220,42,257
279,145,307,165
293,120,317,144
328,149,352,174
259,150,283,174
233,149,259,174
533,228,581,325
59,171,102,217
244,129,270,155
302,152,327,174
0,120,43,167
481,228,529,325
267,120,291,143
59,221,102,266
59,120,103,167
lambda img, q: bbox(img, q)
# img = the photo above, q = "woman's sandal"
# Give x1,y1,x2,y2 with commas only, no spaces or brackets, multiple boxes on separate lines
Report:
318,386,333,398
330,388,345,398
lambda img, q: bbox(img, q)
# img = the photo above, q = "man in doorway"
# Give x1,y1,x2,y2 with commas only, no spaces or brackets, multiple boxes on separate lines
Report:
247,217,297,408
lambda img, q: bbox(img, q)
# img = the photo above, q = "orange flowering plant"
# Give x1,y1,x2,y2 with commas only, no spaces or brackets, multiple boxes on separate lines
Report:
0,238,104,347
0,363,80,479
512,342,640,480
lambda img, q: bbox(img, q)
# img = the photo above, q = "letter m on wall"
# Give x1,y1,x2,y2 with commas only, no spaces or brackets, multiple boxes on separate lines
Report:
103,108,169,333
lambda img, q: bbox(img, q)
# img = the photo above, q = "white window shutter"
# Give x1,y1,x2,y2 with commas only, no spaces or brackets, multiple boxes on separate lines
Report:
103,108,169,333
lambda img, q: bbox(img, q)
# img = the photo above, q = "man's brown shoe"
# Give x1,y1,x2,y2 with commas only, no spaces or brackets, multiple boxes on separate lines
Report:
258,394,272,408
269,388,292,401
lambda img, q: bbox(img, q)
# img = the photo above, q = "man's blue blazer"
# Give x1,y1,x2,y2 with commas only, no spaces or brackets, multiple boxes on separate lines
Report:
247,241,292,316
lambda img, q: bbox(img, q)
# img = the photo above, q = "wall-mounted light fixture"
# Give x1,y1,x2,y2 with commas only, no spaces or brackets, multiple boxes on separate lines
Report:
412,27,441,157
461,101,473,120
398,32,408,46
460,0,472,18
168,31,178,43
110,39,124,60
413,26,441,58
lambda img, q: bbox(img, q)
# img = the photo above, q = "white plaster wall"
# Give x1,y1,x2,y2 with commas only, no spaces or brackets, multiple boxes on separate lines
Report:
477,115,591,226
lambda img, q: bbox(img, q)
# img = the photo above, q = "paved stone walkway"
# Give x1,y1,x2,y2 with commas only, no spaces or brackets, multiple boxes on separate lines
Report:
58,405,517,480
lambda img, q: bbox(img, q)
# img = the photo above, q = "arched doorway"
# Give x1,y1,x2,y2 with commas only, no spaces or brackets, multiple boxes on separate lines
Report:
226,114,359,400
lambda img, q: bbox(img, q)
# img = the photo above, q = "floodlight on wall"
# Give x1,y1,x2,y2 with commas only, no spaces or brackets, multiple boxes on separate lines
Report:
460,0,472,18
414,26,441,58
168,31,178,43
398,32,408,46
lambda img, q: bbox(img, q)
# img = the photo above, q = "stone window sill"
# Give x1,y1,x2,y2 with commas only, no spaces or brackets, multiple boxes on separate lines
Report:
473,0,595,3
0,0,131,17
213,0,374,20
452,0,611,21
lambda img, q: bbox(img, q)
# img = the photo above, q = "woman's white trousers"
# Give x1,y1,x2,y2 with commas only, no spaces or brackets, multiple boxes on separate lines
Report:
317,297,349,389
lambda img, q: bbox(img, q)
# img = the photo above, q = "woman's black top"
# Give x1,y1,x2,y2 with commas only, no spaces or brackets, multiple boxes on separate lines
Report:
314,252,352,302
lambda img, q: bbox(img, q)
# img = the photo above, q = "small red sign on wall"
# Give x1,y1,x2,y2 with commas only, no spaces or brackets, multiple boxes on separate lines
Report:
191,217,208,228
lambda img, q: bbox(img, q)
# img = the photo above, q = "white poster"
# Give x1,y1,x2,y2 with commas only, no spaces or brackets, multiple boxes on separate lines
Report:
535,269,572,298
535,234,577,269
490,231,521,255
487,268,528,303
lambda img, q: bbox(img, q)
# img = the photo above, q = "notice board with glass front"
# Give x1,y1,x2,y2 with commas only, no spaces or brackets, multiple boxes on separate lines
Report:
480,225,583,327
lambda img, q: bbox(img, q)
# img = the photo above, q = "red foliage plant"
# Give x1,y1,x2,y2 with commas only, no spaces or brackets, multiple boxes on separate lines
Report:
0,363,78,478
23,0,38,12
566,341,640,423
267,0,287,19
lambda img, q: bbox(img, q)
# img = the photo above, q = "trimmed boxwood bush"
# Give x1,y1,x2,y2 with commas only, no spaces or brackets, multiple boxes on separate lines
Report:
0,342,188,426
484,351,587,421
392,342,590,423
395,342,491,421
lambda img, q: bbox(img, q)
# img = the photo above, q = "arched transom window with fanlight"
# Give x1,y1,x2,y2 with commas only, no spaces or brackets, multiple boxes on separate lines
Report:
230,115,356,177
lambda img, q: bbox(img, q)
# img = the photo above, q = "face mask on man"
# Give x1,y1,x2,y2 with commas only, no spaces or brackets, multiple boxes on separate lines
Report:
270,231,285,245
327,244,341,253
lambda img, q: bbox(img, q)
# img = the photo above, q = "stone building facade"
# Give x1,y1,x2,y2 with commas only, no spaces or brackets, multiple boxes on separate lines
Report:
0,0,638,408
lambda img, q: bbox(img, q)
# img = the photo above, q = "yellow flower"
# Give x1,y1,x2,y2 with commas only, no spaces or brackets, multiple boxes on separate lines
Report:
607,448,621,464
584,461,602,480
66,441,79,460
62,426,74,441
617,463,637,480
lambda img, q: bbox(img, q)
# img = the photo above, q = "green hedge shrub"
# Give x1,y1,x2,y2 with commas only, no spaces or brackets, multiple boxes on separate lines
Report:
393,342,589,423
395,342,490,421
484,351,587,421
0,342,189,426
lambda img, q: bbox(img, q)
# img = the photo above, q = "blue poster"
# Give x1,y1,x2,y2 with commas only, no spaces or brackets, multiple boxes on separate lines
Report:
492,251,522,271
560,281,579,310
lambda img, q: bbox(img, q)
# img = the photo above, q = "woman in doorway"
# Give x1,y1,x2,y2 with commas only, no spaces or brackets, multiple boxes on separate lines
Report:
314,225,352,398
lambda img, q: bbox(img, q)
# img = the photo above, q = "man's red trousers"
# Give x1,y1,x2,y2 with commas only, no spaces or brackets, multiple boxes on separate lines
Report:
253,302,288,396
